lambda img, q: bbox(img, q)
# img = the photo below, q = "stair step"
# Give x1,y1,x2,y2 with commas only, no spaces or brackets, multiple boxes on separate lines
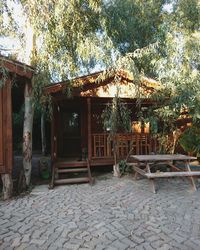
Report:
55,162,87,168
54,177,90,185
57,168,88,173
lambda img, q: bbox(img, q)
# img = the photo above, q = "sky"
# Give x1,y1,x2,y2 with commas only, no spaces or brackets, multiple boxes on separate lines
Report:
0,0,25,56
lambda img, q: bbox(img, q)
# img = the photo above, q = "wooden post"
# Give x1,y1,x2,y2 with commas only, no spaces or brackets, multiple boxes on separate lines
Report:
51,101,58,163
41,112,46,156
87,98,92,161
147,163,156,194
185,160,197,191
1,80,13,199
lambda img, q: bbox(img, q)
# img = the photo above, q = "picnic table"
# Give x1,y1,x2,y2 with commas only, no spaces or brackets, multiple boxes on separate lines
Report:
130,154,200,193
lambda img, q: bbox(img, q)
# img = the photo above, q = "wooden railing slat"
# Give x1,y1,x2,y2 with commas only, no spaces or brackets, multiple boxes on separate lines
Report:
92,133,157,159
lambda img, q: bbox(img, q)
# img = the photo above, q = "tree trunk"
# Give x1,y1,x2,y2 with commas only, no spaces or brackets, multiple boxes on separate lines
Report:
23,82,34,187
1,174,13,200
113,137,121,177
41,113,46,156
171,129,181,154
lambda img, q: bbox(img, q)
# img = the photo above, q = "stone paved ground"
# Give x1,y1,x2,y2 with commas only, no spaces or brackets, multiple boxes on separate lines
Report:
1,174,200,250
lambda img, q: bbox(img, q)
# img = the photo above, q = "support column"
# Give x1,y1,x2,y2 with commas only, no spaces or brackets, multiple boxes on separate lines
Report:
1,80,13,199
51,101,57,163
87,98,92,161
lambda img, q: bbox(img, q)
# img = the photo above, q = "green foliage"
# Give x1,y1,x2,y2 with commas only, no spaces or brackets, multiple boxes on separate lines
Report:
0,60,9,88
16,0,111,77
102,91,131,135
119,160,133,176
173,0,200,31
1,0,200,146
179,126,200,154
143,0,200,153
102,0,164,52
102,0,165,75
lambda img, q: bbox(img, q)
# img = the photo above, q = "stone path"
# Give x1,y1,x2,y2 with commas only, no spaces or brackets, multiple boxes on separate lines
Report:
1,174,200,249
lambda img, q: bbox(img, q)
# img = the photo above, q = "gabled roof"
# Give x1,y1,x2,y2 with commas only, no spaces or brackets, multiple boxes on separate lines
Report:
0,55,34,79
44,69,160,98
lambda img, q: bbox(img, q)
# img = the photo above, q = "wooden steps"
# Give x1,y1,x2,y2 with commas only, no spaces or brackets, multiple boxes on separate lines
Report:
57,168,88,173
49,159,94,188
55,161,88,168
54,177,90,185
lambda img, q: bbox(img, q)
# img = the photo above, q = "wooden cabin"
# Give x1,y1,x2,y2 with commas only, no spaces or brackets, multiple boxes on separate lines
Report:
0,55,34,198
44,70,160,186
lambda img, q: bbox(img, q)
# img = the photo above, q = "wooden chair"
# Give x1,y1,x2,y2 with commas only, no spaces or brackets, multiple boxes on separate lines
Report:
138,134,151,155
116,134,130,159
93,134,106,157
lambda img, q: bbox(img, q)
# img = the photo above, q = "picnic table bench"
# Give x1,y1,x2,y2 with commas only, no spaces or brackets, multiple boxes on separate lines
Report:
130,154,200,193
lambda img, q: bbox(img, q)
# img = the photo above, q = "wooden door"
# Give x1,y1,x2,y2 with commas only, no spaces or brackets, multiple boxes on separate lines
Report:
59,110,82,158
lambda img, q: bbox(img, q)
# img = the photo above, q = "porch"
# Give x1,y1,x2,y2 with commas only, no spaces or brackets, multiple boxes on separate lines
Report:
53,133,158,168
51,97,157,162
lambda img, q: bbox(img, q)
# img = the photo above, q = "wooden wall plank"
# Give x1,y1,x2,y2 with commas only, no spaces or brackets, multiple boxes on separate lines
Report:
0,89,4,168
0,80,13,174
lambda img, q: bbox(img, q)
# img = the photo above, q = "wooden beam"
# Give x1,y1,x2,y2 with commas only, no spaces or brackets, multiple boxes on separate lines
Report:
87,98,92,161
133,166,146,176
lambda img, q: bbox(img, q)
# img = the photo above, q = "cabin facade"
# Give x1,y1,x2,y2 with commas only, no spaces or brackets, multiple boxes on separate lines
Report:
44,70,159,186
0,55,34,198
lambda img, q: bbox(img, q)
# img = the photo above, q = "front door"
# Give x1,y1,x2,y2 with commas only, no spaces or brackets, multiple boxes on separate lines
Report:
59,110,82,158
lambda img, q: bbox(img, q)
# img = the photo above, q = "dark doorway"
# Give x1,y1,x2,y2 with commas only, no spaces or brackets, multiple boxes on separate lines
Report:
59,110,82,158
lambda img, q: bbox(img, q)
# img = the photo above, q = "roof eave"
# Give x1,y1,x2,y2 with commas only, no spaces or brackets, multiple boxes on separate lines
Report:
0,55,34,79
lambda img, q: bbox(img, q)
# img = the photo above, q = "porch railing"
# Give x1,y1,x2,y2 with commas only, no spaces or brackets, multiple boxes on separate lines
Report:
92,133,158,159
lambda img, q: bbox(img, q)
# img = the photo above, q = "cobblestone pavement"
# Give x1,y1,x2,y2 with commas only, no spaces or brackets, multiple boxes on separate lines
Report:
1,174,200,250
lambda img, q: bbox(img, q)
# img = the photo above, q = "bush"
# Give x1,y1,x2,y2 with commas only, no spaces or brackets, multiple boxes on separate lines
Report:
119,160,133,176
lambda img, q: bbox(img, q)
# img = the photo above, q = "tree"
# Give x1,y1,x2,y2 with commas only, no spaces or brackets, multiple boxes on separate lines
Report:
145,0,200,153
102,0,166,76
102,85,131,177
0,0,114,187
